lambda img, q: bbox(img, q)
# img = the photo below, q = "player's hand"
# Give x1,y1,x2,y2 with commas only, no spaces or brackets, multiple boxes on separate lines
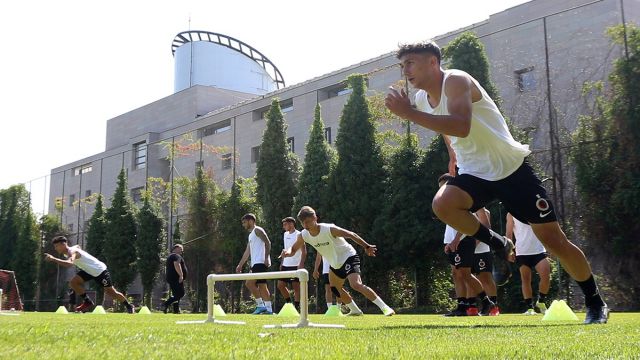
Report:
365,244,377,257
178,276,184,283
313,270,320,280
279,248,292,259
44,253,54,262
508,252,516,263
450,237,462,252
444,244,451,254
235,264,242,273
265,258,271,268
385,87,413,119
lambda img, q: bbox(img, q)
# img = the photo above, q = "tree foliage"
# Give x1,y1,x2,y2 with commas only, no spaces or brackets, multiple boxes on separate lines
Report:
103,169,138,294
136,194,166,307
85,194,107,304
38,214,65,311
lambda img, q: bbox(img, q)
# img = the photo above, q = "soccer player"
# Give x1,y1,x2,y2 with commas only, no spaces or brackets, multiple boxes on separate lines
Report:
235,213,273,315
277,217,305,310
385,40,607,324
161,244,188,314
282,206,394,316
44,235,134,313
506,213,551,315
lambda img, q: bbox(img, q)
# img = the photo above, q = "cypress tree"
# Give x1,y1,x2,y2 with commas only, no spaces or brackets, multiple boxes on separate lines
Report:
136,194,165,308
294,104,337,218
38,214,64,311
11,203,39,311
256,98,299,256
85,194,107,304
104,169,138,298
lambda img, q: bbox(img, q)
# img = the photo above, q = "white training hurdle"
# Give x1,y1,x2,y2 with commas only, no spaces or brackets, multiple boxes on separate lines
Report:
177,269,344,329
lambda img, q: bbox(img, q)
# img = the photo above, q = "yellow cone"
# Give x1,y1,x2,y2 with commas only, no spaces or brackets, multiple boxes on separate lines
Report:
138,306,152,314
214,304,227,317
542,300,579,321
55,306,68,314
92,305,107,315
324,304,344,317
277,303,299,317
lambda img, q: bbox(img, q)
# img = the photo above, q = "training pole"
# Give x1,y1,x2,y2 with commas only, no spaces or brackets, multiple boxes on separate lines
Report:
177,269,344,328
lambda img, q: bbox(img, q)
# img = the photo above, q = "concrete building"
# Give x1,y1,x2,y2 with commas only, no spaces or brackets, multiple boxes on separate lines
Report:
48,0,638,300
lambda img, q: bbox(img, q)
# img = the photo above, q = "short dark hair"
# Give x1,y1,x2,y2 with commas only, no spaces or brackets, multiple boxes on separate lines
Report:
172,244,183,251
397,40,441,63
438,173,455,186
241,213,256,222
281,217,296,224
52,235,68,244
297,206,316,222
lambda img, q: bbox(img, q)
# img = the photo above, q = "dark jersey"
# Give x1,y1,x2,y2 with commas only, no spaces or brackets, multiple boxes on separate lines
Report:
166,253,187,283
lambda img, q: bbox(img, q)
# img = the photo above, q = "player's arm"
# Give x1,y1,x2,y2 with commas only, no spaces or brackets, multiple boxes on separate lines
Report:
505,213,515,240
255,227,271,267
44,251,77,268
385,75,472,137
281,233,305,258
313,251,322,279
449,231,464,252
173,259,184,283
298,241,307,269
236,243,251,273
443,135,457,176
329,226,376,257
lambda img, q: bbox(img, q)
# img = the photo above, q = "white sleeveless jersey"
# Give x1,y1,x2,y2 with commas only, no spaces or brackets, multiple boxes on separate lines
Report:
301,223,356,269
415,69,531,180
282,230,302,267
68,245,107,277
513,218,546,255
321,255,330,274
443,225,457,244
249,226,268,266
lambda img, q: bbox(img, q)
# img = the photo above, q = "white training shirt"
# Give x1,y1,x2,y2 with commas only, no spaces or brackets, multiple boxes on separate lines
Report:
444,222,490,253
248,226,268,266
321,255,330,274
513,218,546,255
415,69,531,181
281,229,302,267
301,223,357,269
68,245,107,277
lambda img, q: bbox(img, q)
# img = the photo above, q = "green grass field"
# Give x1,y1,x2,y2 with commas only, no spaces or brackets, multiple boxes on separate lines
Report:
1,311,638,359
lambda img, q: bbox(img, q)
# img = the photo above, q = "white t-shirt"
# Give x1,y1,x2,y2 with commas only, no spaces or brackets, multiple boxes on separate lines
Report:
301,223,357,269
513,218,546,255
248,226,269,266
68,245,107,277
444,222,490,253
282,230,302,267
415,69,531,181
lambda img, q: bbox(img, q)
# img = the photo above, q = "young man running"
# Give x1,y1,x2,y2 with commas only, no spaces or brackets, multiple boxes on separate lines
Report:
282,206,394,316
385,40,607,324
236,213,273,315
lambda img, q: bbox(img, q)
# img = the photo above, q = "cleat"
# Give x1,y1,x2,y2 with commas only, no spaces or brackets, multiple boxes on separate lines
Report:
444,307,467,317
75,300,94,313
260,310,273,315
489,305,500,316
480,300,494,316
382,307,395,316
535,301,547,314
126,305,135,314
523,308,536,315
584,304,609,324
346,310,364,316
466,306,479,316
252,306,268,315
161,304,168,314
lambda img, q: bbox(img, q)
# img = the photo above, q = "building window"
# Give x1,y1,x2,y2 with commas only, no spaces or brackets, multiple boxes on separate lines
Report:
131,187,144,204
73,163,93,176
251,146,261,164
202,119,232,137
515,66,536,92
69,194,75,206
85,190,92,198
280,99,294,113
134,142,147,170
287,137,295,153
318,81,361,101
324,127,332,144
253,107,269,121
222,153,232,169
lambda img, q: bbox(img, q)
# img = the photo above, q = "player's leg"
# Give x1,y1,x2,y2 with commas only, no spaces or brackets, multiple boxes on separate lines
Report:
519,264,535,315
346,273,394,316
534,255,551,313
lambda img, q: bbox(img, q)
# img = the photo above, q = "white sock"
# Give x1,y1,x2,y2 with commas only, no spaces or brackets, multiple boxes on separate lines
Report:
347,301,362,313
372,296,389,311
327,302,333,309
255,298,264,307
264,301,272,312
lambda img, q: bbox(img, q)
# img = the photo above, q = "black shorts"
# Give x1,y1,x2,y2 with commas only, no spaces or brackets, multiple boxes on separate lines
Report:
250,263,269,284
447,159,557,224
472,251,494,274
446,237,476,269
77,269,113,288
279,265,299,283
516,253,548,269
330,255,361,279
321,273,330,285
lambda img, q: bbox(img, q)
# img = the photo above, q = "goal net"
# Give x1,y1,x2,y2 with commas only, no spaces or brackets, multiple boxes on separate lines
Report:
0,270,23,311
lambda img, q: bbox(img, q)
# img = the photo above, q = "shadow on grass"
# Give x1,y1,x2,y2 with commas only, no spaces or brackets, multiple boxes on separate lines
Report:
349,322,586,331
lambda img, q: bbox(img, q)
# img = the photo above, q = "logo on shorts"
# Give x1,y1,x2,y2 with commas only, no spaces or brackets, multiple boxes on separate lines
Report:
344,264,351,272
454,254,461,265
102,278,109,286
478,259,486,270
536,194,552,218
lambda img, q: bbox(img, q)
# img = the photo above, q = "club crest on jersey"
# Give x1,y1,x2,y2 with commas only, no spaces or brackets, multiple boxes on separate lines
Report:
535,194,550,211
